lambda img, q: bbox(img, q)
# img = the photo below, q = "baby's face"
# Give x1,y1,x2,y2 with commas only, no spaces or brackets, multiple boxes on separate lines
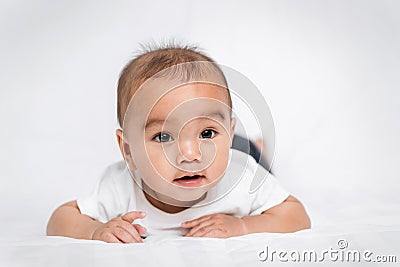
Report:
123,82,235,203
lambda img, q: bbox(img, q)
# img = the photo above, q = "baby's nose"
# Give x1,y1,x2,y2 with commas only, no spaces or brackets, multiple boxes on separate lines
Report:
177,137,202,163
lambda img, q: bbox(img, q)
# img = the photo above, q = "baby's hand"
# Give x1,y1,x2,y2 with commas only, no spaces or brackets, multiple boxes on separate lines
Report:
92,211,146,243
182,213,247,238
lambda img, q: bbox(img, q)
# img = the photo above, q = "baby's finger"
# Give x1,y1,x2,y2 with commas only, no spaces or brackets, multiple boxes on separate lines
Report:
117,220,144,242
133,224,147,236
121,211,146,223
112,226,140,243
185,220,215,237
200,229,224,238
182,215,211,228
188,224,217,237
100,232,122,243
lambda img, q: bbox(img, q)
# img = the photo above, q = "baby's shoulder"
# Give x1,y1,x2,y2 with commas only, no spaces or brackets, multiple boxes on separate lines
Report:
97,161,133,189
228,148,260,179
102,161,127,176
227,149,275,193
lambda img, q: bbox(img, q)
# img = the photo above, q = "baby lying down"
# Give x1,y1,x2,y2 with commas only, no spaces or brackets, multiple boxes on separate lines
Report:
47,44,310,243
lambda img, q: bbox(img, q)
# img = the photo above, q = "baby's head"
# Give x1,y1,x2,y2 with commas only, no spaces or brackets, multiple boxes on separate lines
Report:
116,44,235,205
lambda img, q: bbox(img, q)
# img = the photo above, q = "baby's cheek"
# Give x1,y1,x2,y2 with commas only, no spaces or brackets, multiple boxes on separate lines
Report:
146,149,164,169
210,150,230,180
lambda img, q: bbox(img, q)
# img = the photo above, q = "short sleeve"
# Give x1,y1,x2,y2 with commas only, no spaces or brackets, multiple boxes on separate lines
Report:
249,171,290,216
76,161,133,223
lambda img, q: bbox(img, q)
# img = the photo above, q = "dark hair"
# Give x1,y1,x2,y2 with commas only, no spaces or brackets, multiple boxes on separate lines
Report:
117,43,231,127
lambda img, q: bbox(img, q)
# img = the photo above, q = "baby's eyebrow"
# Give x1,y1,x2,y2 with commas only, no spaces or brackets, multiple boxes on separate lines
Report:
145,111,226,129
145,118,165,129
203,111,226,121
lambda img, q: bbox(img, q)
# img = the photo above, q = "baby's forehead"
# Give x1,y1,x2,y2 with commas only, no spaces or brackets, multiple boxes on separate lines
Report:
160,82,228,100
149,82,229,111
123,77,231,132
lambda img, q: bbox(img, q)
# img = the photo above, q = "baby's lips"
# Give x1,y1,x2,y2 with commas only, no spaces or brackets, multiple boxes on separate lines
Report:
175,172,205,180
173,175,205,187
173,175,204,181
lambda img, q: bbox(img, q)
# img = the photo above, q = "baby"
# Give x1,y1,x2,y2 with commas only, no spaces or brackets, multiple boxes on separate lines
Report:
47,44,310,243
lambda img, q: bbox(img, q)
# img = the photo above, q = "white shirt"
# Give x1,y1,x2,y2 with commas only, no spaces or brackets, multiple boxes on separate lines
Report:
77,149,289,237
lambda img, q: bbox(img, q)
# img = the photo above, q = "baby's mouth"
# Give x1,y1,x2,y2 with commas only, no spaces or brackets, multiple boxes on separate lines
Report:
173,174,205,187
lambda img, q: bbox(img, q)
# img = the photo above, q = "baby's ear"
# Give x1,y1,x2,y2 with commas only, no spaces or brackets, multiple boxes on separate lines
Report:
116,129,125,155
116,129,136,169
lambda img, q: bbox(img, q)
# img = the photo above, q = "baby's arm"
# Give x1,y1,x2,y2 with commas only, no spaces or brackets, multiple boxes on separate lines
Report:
47,201,147,243
183,195,310,237
242,195,310,233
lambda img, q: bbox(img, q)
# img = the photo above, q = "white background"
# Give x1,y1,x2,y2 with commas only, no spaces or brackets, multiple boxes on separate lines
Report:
1,0,399,238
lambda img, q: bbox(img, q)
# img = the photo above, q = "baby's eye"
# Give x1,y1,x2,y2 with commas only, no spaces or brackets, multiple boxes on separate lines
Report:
153,132,174,143
199,129,216,139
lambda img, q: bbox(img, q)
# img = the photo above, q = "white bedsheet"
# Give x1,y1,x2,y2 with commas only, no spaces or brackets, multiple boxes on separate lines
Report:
1,188,399,266
1,221,399,266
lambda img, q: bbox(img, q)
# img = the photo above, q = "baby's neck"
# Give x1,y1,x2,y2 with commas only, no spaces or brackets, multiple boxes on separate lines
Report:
141,181,206,214
143,191,189,214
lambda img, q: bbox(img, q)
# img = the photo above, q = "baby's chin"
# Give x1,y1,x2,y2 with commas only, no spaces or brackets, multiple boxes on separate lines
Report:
156,182,206,202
